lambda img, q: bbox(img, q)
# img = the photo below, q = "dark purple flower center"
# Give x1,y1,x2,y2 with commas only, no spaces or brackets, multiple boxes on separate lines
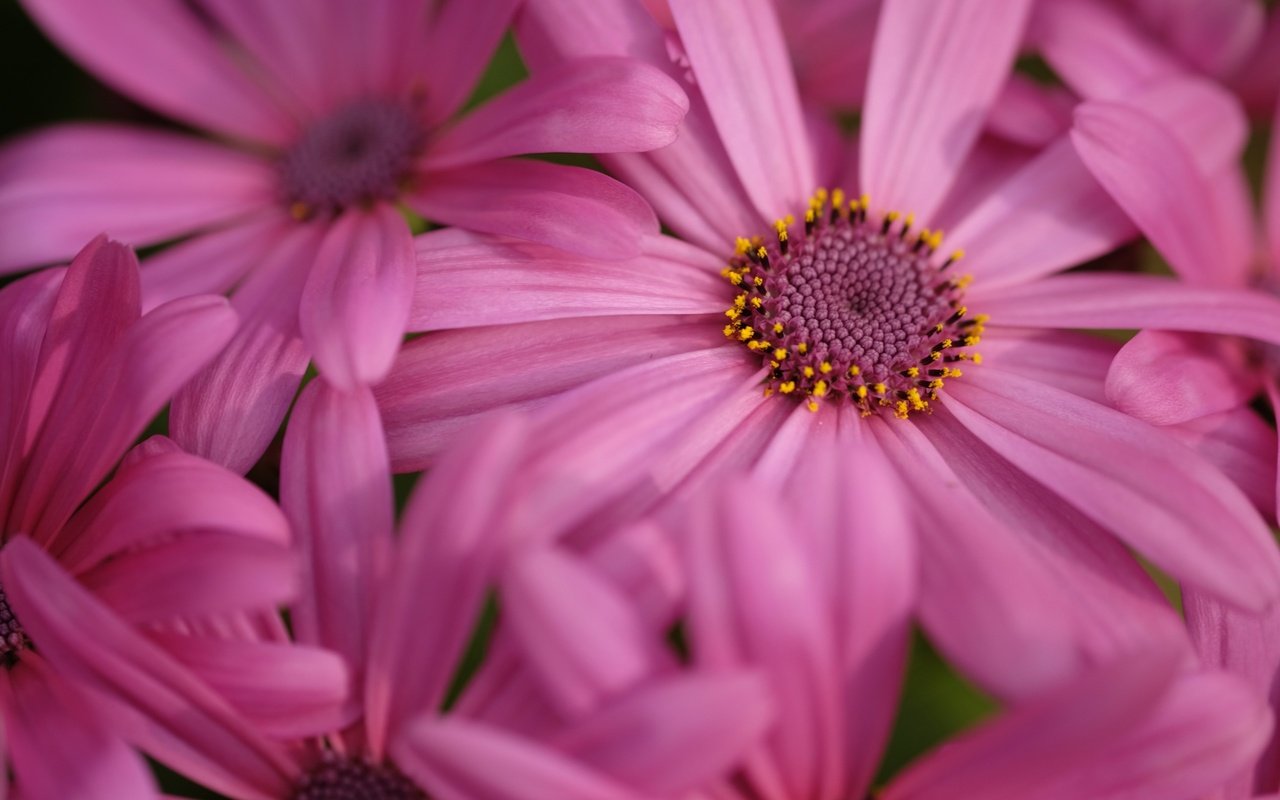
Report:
0,585,29,668
279,100,424,219
722,190,986,419
293,755,424,800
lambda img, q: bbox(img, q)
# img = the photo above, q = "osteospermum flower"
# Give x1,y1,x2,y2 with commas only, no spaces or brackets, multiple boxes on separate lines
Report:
119,382,770,799
377,0,1280,699
0,0,689,475
0,237,339,798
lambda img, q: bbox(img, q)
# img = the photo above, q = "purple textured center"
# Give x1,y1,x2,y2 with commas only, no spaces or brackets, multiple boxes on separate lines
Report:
0,585,28,667
723,194,984,418
279,100,423,217
293,757,424,800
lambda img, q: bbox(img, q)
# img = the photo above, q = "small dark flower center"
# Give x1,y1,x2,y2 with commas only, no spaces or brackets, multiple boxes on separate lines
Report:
722,190,985,419
293,755,424,800
279,100,424,219
0,584,29,668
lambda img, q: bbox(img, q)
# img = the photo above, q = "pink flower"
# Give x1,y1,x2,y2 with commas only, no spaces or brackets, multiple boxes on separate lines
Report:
377,0,1280,700
0,0,690,475
678,475,1272,800
0,236,328,798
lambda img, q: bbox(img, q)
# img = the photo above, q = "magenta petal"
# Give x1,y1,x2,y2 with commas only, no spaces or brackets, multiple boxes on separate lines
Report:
4,657,158,799
364,414,528,760
1131,0,1264,76
140,215,289,312
1268,90,1280,270
417,0,523,125
1127,77,1249,178
668,0,814,221
411,159,659,260
861,0,1033,223
1105,330,1256,426
410,229,725,331
945,370,1280,610
392,717,647,800
554,671,773,796
1168,407,1279,521
503,547,656,718
426,56,687,169
280,380,392,683
300,206,414,389
19,0,292,144
985,75,1074,147
1,537,295,799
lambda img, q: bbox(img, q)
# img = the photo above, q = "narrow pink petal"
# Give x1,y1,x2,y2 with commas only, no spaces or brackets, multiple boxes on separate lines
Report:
18,0,293,144
782,0,880,110
945,370,1280,611
375,315,728,470
0,125,275,272
364,414,529,760
969,273,1280,340
1268,89,1280,270
417,0,523,125
392,717,648,800
668,0,814,221
4,657,158,799
53,450,288,574
1105,331,1256,426
516,0,672,69
1029,0,1182,100
682,478,844,800
15,292,237,544
411,229,724,331
1228,10,1280,121
967,328,1119,405
280,380,392,685
149,633,350,740
1127,77,1250,179
553,671,773,796
1167,406,1279,521
950,136,1135,289
583,519,685,637
300,206,414,389
1131,0,1265,76
140,215,290,312
1072,101,1241,285
77,536,297,625
1,538,294,799
410,159,659,260
985,75,1075,148
503,547,657,718
882,646,1182,800
860,0,1033,223
425,57,687,169
170,224,322,474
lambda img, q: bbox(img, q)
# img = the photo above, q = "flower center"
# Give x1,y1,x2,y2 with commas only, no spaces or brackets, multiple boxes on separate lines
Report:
293,755,424,800
722,190,986,419
0,584,29,668
279,100,424,220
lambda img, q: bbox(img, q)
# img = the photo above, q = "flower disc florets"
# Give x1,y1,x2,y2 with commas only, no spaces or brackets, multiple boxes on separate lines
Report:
293,755,424,800
722,190,986,418
0,585,27,668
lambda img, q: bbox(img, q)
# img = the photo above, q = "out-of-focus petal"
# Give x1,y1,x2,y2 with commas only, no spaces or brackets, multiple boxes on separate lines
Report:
140,215,289,312
1105,331,1256,426
417,0,524,125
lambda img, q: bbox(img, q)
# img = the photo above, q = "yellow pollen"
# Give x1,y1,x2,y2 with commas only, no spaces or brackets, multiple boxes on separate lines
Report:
807,400,820,412
848,365,861,376
773,323,784,334
774,348,788,360
779,381,796,394
873,383,887,394
723,324,735,337
802,366,815,378
738,327,755,341
797,343,809,354
905,367,919,378
819,361,832,374
856,385,868,399
813,380,829,397
894,401,909,419
735,237,752,254
972,353,983,364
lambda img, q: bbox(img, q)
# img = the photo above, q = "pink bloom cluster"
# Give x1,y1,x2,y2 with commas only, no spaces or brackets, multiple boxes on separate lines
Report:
1,0,1280,797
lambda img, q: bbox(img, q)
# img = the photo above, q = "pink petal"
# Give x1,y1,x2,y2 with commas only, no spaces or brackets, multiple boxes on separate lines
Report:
149,632,349,740
410,229,724,331
1168,406,1279,522
970,328,1119,405
0,537,295,799
140,215,290,312
860,0,1033,223
19,0,293,144
425,57,687,170
410,158,659,260
553,671,773,796
170,225,322,474
0,125,275,272
882,646,1182,799
364,414,529,760
392,717,648,800
985,75,1075,148
945,369,1280,610
969,273,1280,340
1105,331,1256,426
300,206,415,389
4,656,158,799
53,449,289,575
417,0,524,125
1072,101,1242,285
280,380,392,684
1268,89,1280,270
668,0,815,222
1029,0,1182,100
503,547,658,718
1130,0,1265,76
1127,76,1250,179
950,136,1136,290
782,0,880,110
375,315,728,470
15,289,237,544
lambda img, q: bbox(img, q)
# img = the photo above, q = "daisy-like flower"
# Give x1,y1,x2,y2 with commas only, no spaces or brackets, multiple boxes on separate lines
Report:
0,236,341,798
378,0,1280,699
93,381,770,799
0,0,689,474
